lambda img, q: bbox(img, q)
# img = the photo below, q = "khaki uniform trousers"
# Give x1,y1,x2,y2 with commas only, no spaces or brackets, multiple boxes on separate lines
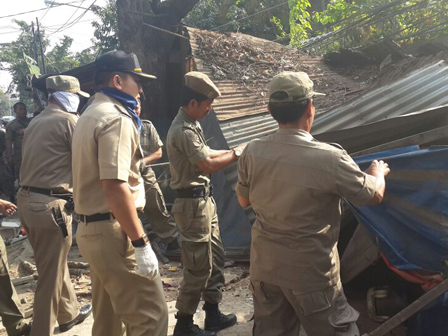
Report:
172,197,225,315
251,280,360,336
76,219,168,336
143,181,178,244
17,190,79,336
0,235,26,336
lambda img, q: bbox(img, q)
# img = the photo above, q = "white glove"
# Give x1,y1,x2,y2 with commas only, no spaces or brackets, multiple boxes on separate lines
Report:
134,244,159,280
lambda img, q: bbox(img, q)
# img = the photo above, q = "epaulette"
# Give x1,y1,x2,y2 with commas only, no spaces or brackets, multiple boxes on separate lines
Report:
182,121,196,130
141,119,153,125
328,142,344,150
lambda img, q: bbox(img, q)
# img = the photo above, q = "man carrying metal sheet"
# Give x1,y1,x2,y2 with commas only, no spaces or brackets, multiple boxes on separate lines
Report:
236,71,390,336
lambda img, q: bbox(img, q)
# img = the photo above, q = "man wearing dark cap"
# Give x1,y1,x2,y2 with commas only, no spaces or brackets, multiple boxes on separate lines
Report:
72,50,168,336
236,72,391,336
18,75,92,336
166,71,244,336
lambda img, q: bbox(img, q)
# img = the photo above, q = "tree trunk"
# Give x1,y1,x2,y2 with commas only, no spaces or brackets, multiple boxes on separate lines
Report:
116,0,200,120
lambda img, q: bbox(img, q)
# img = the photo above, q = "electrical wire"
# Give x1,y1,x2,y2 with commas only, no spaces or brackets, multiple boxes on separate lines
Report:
48,0,86,35
0,1,88,20
47,0,97,35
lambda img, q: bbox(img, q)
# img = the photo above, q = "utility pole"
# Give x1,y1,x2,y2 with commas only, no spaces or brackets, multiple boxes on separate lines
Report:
31,22,39,67
35,17,47,74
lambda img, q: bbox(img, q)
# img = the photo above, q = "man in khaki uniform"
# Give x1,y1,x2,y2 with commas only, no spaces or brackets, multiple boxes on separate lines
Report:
72,50,168,336
6,102,31,183
17,76,92,336
236,72,391,336
167,72,244,336
139,119,179,250
0,199,31,336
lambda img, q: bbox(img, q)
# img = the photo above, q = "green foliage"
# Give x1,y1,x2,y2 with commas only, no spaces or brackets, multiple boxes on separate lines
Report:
185,0,290,40
184,0,220,29
91,0,120,53
308,0,448,52
271,15,287,39
289,0,312,46
0,20,95,104
0,89,11,116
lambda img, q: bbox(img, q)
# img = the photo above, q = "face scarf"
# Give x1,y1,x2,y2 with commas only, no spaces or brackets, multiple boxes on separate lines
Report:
97,88,142,131
51,91,80,113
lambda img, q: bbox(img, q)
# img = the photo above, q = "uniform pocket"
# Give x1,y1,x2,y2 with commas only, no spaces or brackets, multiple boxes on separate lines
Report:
29,202,49,212
293,289,332,316
181,241,211,271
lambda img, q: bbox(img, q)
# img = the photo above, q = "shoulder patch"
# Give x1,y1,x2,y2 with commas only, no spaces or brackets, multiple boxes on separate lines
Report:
182,121,195,130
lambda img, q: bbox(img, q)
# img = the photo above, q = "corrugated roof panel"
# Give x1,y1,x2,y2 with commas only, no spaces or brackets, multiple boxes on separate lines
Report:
312,61,448,134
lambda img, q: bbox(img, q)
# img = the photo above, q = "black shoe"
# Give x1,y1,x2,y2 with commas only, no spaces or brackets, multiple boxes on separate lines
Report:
59,304,92,332
10,322,31,336
173,314,216,336
203,302,237,332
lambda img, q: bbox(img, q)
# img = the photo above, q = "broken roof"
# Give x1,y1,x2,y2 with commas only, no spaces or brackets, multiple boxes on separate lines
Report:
185,26,364,120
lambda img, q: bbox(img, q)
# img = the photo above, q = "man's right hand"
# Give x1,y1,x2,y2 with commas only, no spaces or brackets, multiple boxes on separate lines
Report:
0,199,17,216
134,244,159,280
366,159,390,177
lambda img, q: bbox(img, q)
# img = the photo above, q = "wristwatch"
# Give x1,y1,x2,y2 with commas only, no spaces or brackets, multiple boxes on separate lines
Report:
233,148,242,158
131,233,149,248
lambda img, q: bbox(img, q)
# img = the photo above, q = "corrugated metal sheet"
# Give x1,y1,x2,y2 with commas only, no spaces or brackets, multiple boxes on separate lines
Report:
312,61,448,134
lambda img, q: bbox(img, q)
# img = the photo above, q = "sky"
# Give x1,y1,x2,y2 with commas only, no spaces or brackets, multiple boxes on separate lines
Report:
0,0,107,92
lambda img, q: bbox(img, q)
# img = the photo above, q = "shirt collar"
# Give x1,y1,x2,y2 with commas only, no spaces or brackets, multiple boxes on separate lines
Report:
276,128,313,141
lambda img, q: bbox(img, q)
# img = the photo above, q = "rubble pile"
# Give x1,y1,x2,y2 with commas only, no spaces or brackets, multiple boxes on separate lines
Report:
192,29,364,110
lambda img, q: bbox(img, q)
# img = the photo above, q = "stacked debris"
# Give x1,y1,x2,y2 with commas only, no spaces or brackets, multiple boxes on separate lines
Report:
188,27,365,113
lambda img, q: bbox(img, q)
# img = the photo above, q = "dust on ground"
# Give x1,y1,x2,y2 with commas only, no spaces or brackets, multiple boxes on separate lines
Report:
0,236,406,336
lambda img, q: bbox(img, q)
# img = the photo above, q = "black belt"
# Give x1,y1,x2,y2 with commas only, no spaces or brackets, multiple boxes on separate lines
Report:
174,185,213,199
79,213,115,224
22,186,72,201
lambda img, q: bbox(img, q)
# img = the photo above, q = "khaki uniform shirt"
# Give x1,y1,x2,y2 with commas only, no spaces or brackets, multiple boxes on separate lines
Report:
166,108,211,190
5,117,31,159
72,92,145,215
20,104,77,193
236,129,377,293
140,120,163,186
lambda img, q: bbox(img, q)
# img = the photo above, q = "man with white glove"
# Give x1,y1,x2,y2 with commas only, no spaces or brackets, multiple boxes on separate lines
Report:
134,241,159,278
72,50,168,336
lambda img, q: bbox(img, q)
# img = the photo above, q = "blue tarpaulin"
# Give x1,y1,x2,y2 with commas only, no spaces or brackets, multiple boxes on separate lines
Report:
348,146,448,275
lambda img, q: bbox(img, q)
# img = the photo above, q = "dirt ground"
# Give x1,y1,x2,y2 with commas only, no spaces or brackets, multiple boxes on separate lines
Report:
0,228,406,336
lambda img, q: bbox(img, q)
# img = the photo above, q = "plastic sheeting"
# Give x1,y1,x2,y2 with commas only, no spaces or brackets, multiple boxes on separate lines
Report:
349,146,448,275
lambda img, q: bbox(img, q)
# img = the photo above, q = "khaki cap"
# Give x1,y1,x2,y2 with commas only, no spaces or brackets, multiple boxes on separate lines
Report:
185,71,221,99
269,71,325,103
46,75,90,98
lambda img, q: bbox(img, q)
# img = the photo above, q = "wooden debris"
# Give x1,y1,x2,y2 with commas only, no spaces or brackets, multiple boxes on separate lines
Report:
20,260,37,275
12,275,37,286
67,261,89,269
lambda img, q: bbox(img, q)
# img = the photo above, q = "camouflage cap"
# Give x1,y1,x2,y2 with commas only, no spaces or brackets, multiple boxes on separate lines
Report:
185,71,221,99
269,71,325,103
46,75,90,98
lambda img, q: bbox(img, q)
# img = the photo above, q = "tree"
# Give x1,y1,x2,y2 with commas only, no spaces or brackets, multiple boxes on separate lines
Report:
116,0,201,119
0,20,96,106
0,89,10,116
91,0,120,53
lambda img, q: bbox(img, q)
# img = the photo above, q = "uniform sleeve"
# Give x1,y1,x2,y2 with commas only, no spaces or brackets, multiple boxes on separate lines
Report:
66,116,77,147
147,123,163,153
236,146,250,200
335,150,377,207
98,116,136,181
5,123,14,140
176,128,210,165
